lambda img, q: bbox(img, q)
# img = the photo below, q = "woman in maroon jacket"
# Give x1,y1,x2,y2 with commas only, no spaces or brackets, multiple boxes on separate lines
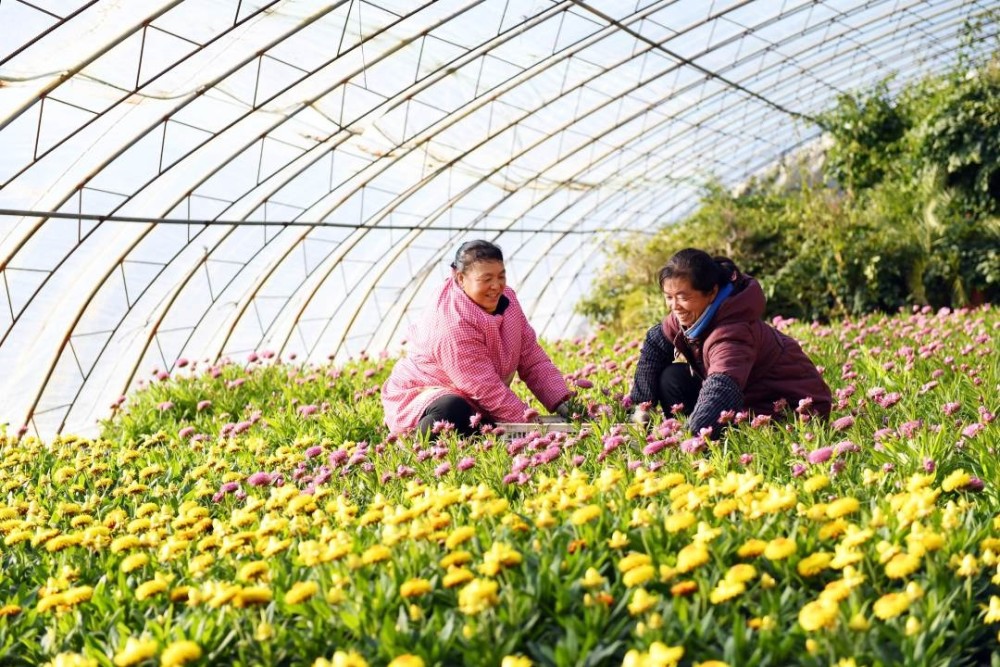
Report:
629,248,832,435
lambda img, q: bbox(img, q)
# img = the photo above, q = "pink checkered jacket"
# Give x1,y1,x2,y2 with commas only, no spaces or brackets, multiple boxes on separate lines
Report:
382,278,571,434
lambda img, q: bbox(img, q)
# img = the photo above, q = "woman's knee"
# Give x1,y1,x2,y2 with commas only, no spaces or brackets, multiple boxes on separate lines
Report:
657,364,701,414
419,394,477,435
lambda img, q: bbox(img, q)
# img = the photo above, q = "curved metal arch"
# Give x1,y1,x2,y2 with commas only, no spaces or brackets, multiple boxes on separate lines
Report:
13,0,463,427
0,1,356,347
212,0,690,358
99,0,585,400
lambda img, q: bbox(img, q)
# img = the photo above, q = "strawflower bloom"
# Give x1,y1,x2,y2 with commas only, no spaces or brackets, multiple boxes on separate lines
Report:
160,640,202,667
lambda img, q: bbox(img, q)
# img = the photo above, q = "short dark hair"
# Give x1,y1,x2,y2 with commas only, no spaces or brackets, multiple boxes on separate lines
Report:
451,240,504,273
657,248,740,293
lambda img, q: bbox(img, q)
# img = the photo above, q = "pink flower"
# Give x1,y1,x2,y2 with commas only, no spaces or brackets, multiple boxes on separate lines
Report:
791,463,807,477
680,437,705,455
670,402,685,416
643,440,668,456
832,415,855,431
877,392,902,408
197,400,212,411
297,404,318,417
248,472,274,486
574,378,594,389
807,447,833,464
157,401,174,411
740,453,753,466
434,462,451,477
457,456,476,471
469,413,482,428
922,457,936,473
523,408,540,422
178,426,196,439
962,423,985,439
176,358,189,368
750,414,772,428
305,445,323,459
942,402,961,416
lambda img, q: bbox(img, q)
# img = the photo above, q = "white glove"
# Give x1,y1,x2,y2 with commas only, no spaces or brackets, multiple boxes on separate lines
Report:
631,407,650,427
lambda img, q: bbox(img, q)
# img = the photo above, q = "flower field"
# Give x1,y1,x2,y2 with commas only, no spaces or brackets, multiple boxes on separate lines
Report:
1,306,998,667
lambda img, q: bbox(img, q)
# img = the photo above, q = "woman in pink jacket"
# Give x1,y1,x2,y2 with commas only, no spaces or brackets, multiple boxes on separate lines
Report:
382,240,573,436
630,248,832,436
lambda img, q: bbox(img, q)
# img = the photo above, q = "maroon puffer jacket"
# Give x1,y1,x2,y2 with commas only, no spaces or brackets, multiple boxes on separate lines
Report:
661,276,832,417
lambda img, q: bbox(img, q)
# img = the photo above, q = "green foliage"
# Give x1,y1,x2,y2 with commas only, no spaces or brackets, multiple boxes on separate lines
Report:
580,33,1000,331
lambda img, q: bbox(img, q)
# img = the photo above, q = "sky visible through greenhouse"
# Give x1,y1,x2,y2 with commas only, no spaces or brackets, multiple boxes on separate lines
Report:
0,0,995,437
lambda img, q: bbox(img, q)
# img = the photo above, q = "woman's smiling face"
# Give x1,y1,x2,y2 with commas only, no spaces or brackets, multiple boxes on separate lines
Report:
457,260,506,312
662,276,718,327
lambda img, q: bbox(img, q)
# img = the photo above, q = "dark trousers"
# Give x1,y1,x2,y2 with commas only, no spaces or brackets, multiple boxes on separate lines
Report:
418,394,481,437
657,364,702,415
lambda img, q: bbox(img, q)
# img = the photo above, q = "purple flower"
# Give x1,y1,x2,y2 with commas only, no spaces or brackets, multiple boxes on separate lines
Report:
922,457,936,473
898,420,922,438
680,437,705,455
965,476,985,492
882,462,895,473
220,482,239,494
572,455,585,467
305,445,323,459
457,456,476,471
434,462,451,477
469,413,482,428
329,449,348,467
575,378,594,389
750,414,772,428
248,472,274,487
791,463,807,477
943,402,961,416
740,453,753,466
298,404,319,417
643,440,668,456
830,460,846,476
807,447,833,464
877,392,902,408
962,423,985,439
832,415,855,431
670,402,685,416
523,408,540,422
178,426,196,439
432,420,454,435
833,440,859,456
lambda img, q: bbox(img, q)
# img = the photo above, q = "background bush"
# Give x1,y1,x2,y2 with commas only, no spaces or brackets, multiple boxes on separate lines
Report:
579,25,1000,331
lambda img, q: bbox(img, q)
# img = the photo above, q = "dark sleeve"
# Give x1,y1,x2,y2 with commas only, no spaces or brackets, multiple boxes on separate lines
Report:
629,324,674,406
689,372,743,436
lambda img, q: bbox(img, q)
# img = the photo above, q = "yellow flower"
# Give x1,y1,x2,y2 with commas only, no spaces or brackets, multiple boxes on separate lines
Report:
135,579,168,601
238,561,270,582
848,612,870,631
387,656,424,667
725,564,756,584
905,616,922,636
797,552,833,577
884,552,921,579
608,531,629,549
445,526,476,550
665,512,697,533
764,537,797,560
443,568,474,588
160,640,202,667
676,542,710,573
120,553,149,573
44,653,97,667
478,542,523,576
798,598,839,631
580,568,606,589
361,544,392,566
709,579,745,604
440,551,472,569
695,662,729,667
623,564,655,588
627,587,659,615
111,535,142,553
942,469,971,492
570,505,602,525
255,621,274,641
737,539,767,558
984,596,1000,623
285,581,319,605
235,586,273,607
954,553,980,578
501,656,533,667
803,474,830,493
400,579,433,598
826,497,860,519
670,580,698,597
113,637,158,667
873,592,911,620
458,578,499,615
747,615,775,631
0,604,21,617
619,552,653,573
313,651,368,667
